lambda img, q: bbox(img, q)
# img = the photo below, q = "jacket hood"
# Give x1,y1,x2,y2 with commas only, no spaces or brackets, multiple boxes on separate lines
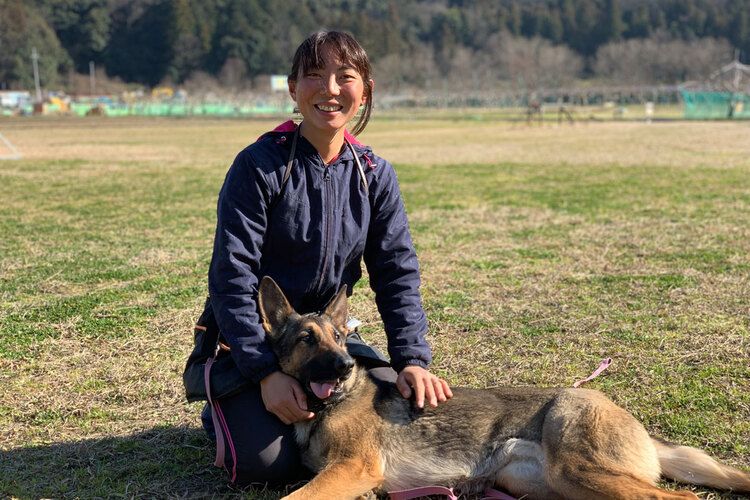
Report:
257,120,365,147
258,120,374,168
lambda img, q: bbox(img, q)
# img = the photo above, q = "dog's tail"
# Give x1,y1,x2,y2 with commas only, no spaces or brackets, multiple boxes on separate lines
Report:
654,438,750,492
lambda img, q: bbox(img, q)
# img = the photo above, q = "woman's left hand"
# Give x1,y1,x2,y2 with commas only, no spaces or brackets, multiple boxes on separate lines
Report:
396,365,453,408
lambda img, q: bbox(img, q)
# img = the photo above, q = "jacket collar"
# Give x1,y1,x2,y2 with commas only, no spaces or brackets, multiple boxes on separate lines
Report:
258,120,365,147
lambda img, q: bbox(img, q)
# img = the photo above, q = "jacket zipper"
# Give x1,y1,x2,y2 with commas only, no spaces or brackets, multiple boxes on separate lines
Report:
316,165,334,295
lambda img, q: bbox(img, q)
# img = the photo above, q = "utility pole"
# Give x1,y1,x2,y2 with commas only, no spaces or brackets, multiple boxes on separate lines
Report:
732,49,741,93
31,47,42,103
89,60,96,95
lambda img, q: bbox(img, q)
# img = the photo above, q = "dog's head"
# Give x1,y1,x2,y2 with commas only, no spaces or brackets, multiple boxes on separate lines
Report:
258,276,356,404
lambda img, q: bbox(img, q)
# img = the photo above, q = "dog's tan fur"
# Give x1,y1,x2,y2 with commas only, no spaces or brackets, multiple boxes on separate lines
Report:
257,277,750,500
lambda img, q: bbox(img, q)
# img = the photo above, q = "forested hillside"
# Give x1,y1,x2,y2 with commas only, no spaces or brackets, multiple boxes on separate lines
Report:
1,0,748,91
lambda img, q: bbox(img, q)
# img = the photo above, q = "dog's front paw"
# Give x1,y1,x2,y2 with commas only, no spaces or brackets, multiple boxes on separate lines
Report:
355,490,380,500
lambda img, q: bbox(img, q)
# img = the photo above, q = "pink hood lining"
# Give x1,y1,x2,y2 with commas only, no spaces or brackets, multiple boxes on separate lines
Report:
258,120,365,147
258,120,373,168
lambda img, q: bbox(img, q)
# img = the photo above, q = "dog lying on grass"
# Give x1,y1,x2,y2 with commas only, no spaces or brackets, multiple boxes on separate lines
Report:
257,276,750,500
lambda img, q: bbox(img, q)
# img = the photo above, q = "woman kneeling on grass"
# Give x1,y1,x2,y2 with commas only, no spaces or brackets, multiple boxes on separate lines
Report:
187,30,452,487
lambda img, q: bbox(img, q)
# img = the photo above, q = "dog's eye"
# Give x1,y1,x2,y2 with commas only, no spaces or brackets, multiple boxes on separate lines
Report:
297,331,316,345
333,331,342,342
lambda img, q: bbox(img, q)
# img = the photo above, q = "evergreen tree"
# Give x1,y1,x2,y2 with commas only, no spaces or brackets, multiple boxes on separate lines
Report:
624,4,651,38
168,0,215,82
508,2,521,36
570,0,601,56
603,0,624,42
520,5,542,38
541,6,564,43
559,0,576,38
0,0,71,89
209,0,282,79
106,0,175,86
34,0,110,73
729,0,749,59
3,0,750,89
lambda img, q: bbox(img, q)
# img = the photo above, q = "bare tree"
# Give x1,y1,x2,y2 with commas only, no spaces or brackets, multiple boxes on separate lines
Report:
487,33,583,89
594,34,733,84
373,42,440,92
218,57,248,90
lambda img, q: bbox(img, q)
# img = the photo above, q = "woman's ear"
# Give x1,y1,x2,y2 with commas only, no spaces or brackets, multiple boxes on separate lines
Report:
288,79,297,101
363,79,375,103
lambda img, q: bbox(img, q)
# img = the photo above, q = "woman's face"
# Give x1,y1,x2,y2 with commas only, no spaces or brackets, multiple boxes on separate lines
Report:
289,46,369,142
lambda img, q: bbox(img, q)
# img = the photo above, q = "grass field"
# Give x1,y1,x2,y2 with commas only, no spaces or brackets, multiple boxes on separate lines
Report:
1,116,749,498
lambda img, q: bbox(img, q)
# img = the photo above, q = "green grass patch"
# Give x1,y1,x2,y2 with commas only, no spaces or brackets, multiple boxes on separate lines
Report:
1,118,749,498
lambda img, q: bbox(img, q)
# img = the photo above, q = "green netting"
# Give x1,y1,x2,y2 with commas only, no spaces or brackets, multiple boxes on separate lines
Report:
681,90,750,119
69,102,292,117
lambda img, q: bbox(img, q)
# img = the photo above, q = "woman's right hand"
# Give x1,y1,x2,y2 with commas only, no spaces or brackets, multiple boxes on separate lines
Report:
259,371,315,424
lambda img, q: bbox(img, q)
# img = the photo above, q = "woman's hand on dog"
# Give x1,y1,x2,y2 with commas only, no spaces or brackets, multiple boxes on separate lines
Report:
260,371,315,424
397,366,453,408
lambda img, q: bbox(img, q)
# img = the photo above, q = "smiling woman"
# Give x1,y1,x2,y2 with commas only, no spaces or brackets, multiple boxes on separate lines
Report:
287,38,373,163
185,30,452,488
288,31,374,140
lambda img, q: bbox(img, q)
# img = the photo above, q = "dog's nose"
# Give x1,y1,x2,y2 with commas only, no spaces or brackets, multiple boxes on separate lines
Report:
335,355,355,376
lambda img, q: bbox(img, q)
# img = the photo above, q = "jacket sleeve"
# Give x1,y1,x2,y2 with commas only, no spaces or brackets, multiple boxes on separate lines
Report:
363,161,432,372
208,149,280,384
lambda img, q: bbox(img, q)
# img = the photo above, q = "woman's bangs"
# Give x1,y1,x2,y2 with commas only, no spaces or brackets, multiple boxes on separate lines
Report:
299,34,370,79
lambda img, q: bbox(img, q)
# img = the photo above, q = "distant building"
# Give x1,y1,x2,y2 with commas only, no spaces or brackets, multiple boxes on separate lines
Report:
680,60,750,119
0,91,31,108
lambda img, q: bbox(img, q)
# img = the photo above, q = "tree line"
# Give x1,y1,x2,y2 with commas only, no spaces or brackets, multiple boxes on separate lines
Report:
1,0,748,92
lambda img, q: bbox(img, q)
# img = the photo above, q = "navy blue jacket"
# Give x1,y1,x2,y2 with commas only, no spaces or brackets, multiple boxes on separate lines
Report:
208,123,432,383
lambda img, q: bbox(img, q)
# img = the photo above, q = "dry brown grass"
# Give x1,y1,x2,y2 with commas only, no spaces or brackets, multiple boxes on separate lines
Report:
3,117,750,169
365,120,750,168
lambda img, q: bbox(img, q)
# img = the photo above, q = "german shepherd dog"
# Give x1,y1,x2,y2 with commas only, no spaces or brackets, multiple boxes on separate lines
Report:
257,277,750,500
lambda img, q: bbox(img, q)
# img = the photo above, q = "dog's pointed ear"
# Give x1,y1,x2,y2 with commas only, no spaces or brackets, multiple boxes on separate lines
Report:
258,276,295,337
323,285,348,329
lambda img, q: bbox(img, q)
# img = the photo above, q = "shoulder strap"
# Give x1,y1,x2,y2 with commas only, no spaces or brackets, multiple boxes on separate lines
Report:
281,127,300,189
279,128,368,195
346,139,369,192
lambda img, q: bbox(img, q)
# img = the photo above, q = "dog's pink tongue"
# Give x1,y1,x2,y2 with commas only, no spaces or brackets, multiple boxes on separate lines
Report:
310,381,335,399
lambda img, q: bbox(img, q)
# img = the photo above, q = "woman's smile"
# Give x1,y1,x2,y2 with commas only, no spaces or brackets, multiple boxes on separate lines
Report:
315,103,344,113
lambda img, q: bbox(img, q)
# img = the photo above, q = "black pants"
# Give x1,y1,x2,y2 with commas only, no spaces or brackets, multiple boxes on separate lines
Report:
202,365,396,487
202,382,308,486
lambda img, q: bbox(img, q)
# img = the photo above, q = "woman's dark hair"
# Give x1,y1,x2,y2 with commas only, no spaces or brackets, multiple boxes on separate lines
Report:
288,30,373,136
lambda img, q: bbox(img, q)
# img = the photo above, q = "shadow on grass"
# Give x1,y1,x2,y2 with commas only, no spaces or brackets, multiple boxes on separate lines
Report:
1,424,747,500
0,426,281,499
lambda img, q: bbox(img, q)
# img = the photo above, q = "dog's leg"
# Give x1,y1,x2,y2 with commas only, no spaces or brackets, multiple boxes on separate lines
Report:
548,469,699,500
494,438,562,499
282,457,384,500
542,390,700,499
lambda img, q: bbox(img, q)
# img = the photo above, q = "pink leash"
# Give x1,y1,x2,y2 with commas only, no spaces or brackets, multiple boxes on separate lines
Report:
389,485,458,500
389,486,516,500
387,358,613,500
204,356,226,468
572,357,612,388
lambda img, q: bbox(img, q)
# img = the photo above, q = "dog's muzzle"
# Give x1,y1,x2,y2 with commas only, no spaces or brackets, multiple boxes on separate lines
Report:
305,352,355,401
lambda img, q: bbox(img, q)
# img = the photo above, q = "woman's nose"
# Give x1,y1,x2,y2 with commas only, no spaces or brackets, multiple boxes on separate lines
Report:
321,75,340,96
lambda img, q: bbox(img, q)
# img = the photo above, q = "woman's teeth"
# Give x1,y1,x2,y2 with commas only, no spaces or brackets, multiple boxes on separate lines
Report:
316,104,342,112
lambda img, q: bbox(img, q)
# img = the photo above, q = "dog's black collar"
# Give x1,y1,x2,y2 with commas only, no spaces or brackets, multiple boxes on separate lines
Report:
304,388,343,413
305,395,330,413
